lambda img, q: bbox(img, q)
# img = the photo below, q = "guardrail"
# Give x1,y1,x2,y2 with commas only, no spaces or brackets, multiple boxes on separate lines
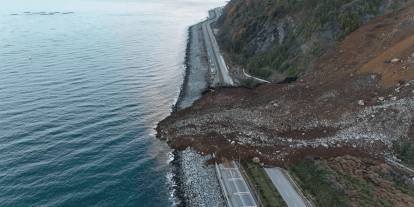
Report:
281,169,314,207
385,157,414,176
242,69,270,83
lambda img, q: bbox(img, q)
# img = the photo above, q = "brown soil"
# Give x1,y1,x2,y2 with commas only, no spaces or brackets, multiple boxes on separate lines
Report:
307,5,414,87
157,3,414,166
325,156,414,206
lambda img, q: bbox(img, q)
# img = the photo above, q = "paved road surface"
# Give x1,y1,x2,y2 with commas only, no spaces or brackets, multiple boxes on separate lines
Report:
265,168,310,207
204,7,311,207
216,161,258,207
204,8,257,207
202,8,234,86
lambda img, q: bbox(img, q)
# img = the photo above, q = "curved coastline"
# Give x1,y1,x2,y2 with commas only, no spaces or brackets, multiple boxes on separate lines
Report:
167,23,225,206
169,26,192,206
172,26,193,114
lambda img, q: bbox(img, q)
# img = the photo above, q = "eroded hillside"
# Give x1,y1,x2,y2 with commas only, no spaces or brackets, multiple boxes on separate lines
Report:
216,0,410,81
157,1,414,165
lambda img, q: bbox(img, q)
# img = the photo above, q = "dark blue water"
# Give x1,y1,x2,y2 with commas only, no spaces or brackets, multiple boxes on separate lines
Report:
0,0,224,206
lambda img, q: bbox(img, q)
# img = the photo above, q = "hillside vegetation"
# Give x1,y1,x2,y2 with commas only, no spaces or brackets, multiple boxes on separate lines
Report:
290,156,414,207
216,0,408,81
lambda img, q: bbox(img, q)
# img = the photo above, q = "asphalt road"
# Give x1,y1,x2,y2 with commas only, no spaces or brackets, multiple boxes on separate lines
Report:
205,8,257,207
202,8,234,86
216,161,258,207
204,7,312,207
204,8,258,207
265,168,310,207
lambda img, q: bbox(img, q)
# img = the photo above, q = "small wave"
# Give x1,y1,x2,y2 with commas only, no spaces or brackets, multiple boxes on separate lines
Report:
12,11,75,16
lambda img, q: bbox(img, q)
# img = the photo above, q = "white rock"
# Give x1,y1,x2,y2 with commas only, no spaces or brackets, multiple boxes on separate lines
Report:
252,157,260,163
358,100,365,106
378,97,385,101
391,96,397,101
391,58,400,63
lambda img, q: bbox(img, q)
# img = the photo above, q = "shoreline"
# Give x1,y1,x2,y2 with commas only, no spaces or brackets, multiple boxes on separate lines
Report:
172,26,193,114
170,150,186,206
167,23,225,206
169,25,193,207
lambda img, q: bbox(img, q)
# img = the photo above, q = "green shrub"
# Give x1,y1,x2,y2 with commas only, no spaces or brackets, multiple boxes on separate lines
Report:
242,161,287,207
289,159,350,207
393,139,414,167
246,44,290,78
218,0,393,79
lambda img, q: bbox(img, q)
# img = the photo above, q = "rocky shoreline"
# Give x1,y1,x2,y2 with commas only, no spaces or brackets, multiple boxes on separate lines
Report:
168,23,225,207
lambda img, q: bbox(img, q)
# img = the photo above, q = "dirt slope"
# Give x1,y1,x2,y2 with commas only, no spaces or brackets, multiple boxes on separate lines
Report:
216,0,410,81
157,3,414,165
307,4,414,87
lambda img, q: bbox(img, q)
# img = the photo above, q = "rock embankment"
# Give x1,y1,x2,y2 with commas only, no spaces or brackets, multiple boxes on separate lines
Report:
169,23,225,207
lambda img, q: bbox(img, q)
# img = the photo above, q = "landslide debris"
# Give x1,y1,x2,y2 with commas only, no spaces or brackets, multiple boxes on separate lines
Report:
157,2,414,165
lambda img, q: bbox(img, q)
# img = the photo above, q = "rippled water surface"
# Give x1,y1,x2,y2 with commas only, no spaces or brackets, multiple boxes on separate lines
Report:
0,0,224,206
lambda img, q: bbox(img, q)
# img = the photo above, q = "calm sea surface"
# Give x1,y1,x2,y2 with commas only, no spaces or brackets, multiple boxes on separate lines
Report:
0,0,224,206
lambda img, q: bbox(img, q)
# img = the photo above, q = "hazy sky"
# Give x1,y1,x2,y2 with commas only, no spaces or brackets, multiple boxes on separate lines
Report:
0,0,227,13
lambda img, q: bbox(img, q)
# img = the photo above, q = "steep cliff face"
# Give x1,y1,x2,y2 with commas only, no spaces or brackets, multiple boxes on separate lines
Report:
216,0,409,81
